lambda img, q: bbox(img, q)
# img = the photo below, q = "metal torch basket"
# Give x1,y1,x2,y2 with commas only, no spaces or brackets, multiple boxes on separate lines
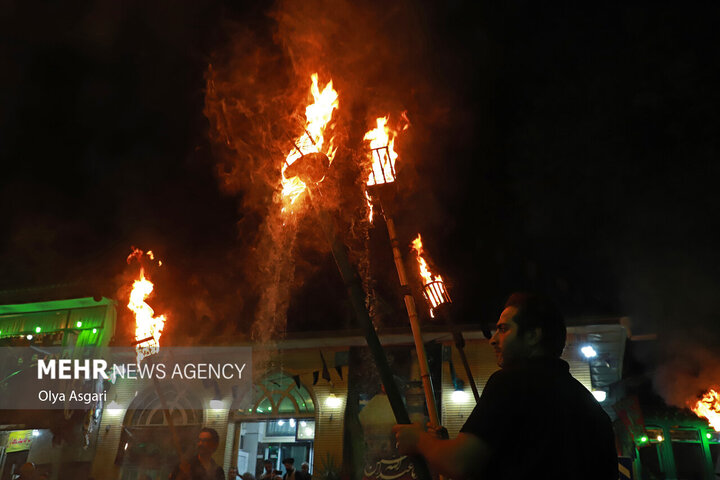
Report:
422,280,452,310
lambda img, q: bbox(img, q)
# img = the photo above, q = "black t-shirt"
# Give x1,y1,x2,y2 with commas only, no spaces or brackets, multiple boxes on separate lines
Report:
169,455,225,480
460,357,617,479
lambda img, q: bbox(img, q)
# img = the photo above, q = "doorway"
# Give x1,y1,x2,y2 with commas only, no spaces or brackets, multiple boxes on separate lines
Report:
237,419,314,477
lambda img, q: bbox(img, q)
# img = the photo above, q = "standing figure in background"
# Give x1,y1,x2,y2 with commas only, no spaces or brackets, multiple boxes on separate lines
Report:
169,427,225,480
281,458,309,480
299,462,311,479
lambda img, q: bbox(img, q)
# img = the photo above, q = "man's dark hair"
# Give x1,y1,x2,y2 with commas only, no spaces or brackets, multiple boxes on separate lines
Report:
263,460,273,466
505,292,566,357
282,458,295,465
200,427,220,444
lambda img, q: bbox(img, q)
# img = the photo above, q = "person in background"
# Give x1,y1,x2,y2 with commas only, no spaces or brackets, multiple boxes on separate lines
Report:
300,462,311,479
281,458,309,480
259,460,279,480
169,427,225,480
13,462,36,480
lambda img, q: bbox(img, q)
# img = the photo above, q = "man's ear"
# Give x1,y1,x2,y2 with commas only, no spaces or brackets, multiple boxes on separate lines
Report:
523,327,543,347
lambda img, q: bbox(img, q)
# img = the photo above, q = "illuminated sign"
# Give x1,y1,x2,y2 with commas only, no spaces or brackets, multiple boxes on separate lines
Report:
6,430,34,453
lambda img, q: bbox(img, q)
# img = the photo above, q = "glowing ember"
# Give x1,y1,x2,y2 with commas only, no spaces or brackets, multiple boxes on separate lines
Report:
411,234,451,317
281,73,339,209
127,250,166,364
365,116,399,186
691,389,720,431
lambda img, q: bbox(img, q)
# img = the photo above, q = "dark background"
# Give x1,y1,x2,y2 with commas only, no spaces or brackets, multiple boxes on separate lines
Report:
1,1,719,346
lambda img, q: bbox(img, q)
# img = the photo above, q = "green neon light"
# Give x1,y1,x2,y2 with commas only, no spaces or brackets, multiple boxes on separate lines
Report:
35,326,41,333
76,321,82,328
640,436,648,443
92,328,97,334
707,433,713,439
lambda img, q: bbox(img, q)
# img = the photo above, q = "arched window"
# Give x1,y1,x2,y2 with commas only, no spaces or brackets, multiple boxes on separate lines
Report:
116,385,204,480
124,385,203,426
239,371,315,417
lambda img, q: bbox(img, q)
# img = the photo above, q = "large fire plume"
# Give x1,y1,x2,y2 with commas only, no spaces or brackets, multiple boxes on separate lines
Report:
691,388,720,432
281,73,339,210
411,234,451,317
127,248,166,364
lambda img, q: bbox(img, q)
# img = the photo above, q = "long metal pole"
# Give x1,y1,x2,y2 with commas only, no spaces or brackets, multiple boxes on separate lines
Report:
449,330,480,403
432,306,480,403
307,188,433,480
383,213,441,428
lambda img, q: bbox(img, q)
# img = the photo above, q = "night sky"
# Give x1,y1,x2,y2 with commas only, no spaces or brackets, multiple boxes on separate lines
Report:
2,1,719,348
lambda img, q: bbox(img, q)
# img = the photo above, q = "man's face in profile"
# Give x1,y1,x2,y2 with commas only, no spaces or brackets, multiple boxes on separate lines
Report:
490,306,532,367
197,431,218,455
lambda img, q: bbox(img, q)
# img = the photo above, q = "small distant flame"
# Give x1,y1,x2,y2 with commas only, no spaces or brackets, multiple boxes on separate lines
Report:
365,116,399,186
411,234,450,317
691,389,720,432
281,73,339,210
127,249,166,364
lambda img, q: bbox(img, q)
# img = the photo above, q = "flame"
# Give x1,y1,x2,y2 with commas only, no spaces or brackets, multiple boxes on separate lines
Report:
128,266,166,364
281,73,339,209
365,190,374,223
365,116,399,186
411,234,450,316
411,234,435,285
691,389,720,431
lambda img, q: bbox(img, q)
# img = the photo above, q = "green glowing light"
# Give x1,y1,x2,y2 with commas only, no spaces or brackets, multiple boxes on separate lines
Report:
76,321,82,328
35,327,41,333
640,436,648,443
92,328,97,334
707,433,713,439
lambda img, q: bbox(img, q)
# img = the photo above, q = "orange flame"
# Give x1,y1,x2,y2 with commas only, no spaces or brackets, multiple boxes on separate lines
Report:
411,234,450,316
691,389,720,431
281,73,339,209
365,116,399,186
365,190,374,223
127,261,166,364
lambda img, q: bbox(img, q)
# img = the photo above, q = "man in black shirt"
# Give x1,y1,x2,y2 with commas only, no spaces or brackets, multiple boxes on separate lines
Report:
169,427,225,480
393,293,617,479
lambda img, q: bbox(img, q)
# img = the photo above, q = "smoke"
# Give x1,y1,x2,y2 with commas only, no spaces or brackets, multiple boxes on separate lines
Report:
652,342,720,410
203,0,451,341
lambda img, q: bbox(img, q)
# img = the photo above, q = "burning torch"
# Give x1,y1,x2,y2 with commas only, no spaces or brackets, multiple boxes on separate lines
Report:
126,249,183,460
363,116,442,429
279,76,432,480
411,235,480,402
